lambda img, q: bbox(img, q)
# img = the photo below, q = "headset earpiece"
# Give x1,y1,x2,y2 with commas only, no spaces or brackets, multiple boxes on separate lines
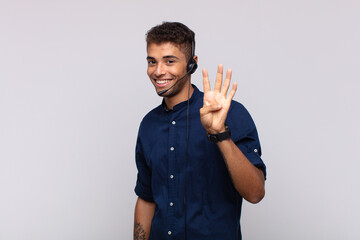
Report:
186,40,197,75
187,58,198,74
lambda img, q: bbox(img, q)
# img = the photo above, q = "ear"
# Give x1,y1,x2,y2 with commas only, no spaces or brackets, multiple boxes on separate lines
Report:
193,55,198,63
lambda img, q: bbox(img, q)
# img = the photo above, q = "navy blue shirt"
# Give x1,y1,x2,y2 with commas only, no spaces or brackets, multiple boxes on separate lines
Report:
135,85,266,240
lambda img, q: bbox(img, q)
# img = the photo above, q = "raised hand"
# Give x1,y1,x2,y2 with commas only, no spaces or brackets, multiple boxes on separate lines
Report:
200,64,237,134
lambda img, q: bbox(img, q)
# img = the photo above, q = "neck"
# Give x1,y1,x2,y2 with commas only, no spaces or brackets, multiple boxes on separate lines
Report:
164,84,194,110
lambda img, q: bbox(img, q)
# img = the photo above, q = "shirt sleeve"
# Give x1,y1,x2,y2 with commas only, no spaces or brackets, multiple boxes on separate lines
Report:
134,132,154,202
228,102,267,179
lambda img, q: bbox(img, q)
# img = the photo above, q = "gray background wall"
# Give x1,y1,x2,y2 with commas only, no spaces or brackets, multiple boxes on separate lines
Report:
1,0,359,239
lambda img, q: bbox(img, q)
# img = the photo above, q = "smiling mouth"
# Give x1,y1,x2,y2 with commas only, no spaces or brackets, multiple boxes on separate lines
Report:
154,79,172,86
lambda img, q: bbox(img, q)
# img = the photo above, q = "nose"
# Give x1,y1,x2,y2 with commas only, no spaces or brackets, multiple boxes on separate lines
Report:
154,63,165,77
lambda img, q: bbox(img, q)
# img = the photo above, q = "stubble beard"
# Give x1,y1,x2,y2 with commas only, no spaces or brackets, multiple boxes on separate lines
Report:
161,75,190,99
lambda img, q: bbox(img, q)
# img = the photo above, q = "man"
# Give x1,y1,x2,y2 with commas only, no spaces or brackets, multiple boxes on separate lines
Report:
134,22,266,240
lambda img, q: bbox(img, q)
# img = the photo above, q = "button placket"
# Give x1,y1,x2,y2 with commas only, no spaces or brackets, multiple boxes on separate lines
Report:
167,115,178,237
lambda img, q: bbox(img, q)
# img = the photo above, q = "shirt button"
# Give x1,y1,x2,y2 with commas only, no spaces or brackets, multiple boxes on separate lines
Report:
169,202,173,206
170,175,174,179
172,121,176,125
170,147,174,151
168,231,172,235
254,149,258,153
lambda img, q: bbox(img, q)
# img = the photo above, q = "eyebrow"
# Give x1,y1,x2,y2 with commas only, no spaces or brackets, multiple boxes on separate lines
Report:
163,55,179,59
146,55,179,60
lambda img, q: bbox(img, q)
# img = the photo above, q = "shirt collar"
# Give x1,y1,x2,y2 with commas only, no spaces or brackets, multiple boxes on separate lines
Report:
161,84,200,112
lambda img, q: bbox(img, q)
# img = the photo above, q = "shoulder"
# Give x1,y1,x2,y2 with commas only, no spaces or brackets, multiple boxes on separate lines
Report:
139,104,162,129
228,100,253,121
227,100,258,136
142,104,163,122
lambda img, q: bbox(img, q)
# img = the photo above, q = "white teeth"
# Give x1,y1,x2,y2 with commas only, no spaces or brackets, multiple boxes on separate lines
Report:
156,79,170,84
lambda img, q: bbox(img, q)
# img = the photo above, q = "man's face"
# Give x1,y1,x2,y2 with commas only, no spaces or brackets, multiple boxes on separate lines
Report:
147,42,189,98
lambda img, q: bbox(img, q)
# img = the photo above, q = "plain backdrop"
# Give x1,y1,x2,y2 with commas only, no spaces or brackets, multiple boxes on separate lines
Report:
1,0,359,239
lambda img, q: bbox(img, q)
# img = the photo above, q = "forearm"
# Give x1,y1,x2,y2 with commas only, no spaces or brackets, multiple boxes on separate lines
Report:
134,197,155,240
217,139,265,203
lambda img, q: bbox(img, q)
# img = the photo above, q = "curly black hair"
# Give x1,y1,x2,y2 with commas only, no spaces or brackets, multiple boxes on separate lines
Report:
146,22,195,60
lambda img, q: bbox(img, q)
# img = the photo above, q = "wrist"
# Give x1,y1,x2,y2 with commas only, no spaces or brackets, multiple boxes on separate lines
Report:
207,125,226,135
207,124,231,143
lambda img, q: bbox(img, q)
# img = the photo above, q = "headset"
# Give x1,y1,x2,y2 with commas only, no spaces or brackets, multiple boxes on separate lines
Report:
157,41,197,96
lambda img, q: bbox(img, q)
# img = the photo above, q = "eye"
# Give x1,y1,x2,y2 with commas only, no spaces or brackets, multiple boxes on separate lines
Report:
147,60,156,65
166,59,175,64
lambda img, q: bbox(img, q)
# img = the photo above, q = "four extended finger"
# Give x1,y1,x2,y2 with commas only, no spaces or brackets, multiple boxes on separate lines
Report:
221,69,232,96
214,64,223,92
202,68,211,93
227,82,238,101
